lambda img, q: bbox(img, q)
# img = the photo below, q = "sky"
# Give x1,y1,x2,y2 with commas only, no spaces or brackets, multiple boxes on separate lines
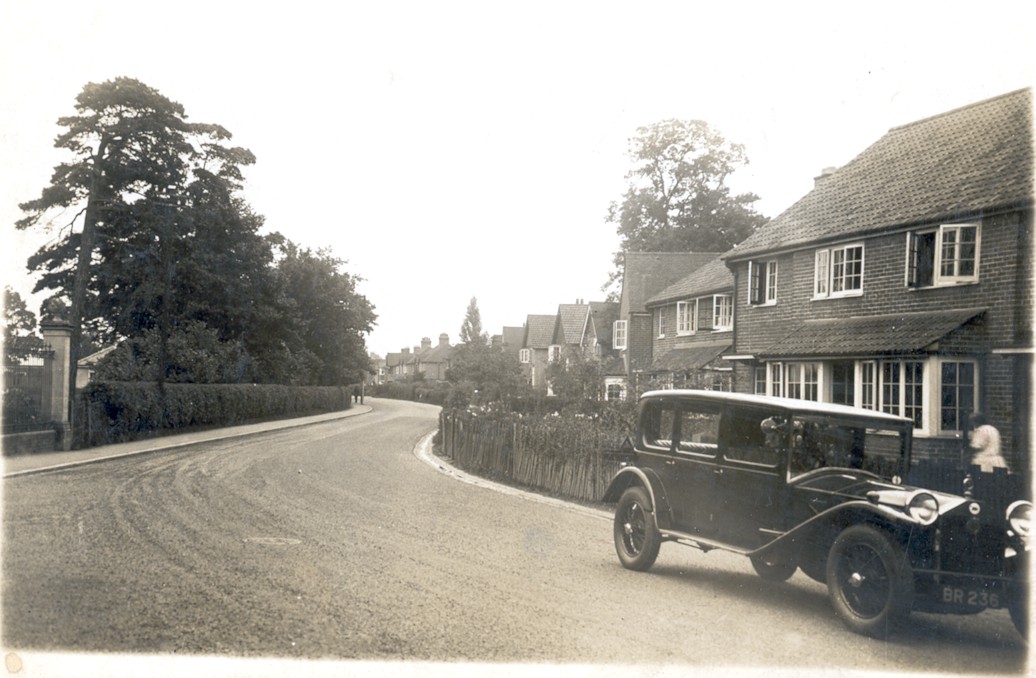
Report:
2,1,1033,360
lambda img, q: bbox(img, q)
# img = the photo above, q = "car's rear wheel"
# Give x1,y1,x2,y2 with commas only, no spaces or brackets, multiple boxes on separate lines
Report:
750,553,797,582
613,486,660,571
826,525,913,637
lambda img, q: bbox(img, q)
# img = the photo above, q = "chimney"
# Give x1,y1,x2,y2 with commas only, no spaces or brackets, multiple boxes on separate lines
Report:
421,337,432,351
413,346,420,355
814,166,837,187
439,333,449,346
401,347,410,354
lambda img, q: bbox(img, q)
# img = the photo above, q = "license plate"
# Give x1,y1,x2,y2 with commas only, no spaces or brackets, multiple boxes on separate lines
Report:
941,585,1001,609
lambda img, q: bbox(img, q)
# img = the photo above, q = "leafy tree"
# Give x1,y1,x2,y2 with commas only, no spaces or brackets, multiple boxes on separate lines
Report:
258,241,377,386
17,77,261,389
458,296,486,345
604,119,768,296
2,287,46,361
546,350,604,402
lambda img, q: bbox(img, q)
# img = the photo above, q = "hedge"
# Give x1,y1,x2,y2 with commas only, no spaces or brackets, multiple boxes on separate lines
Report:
74,381,352,448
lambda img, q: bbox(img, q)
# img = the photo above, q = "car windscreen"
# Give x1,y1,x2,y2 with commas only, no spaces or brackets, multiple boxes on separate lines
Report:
788,415,906,479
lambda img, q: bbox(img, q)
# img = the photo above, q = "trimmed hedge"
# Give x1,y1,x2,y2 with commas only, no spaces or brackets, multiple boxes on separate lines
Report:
74,381,352,448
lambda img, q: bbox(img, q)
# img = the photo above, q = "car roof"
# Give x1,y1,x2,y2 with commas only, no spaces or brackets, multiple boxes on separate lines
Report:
639,389,914,425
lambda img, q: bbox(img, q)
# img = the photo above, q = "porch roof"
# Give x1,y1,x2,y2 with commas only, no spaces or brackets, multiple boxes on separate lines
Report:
759,308,986,358
650,342,731,372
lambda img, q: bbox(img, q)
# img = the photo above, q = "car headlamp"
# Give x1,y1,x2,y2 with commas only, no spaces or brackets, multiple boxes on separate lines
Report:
1007,501,1032,540
907,492,939,525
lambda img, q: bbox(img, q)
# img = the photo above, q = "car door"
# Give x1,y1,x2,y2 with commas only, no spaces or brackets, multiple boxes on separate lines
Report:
670,400,723,537
711,405,787,548
635,398,681,527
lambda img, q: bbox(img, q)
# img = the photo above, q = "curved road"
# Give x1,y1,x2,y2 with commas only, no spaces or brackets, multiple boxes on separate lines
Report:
2,398,1028,673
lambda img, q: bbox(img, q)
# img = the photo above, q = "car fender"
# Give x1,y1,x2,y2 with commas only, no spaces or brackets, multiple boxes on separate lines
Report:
602,466,675,531
750,500,917,561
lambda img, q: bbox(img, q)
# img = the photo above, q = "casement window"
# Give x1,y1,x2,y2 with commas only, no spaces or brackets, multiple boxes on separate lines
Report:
753,366,767,395
768,362,783,397
519,348,531,364
786,362,820,401
613,320,627,350
940,360,976,433
814,244,864,298
906,223,980,288
712,294,733,330
880,360,924,429
860,361,877,411
748,260,778,305
657,307,666,338
830,361,855,405
547,345,561,363
605,379,626,401
677,300,698,335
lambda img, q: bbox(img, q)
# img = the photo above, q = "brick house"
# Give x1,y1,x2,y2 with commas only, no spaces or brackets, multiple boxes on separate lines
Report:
722,88,1033,475
613,252,721,397
520,314,557,389
415,334,453,381
643,254,735,391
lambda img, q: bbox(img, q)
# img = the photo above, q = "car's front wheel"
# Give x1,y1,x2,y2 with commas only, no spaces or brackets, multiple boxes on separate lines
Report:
750,553,797,582
826,525,913,637
613,486,660,571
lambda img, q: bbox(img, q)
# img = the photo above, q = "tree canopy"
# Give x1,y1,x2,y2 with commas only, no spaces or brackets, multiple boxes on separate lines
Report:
18,78,376,386
604,119,768,296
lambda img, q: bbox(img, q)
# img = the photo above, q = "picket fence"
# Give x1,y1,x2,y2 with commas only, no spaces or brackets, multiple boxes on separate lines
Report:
438,410,629,503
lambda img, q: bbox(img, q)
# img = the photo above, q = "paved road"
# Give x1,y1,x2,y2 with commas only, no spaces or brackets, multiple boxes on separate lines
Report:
2,398,1028,675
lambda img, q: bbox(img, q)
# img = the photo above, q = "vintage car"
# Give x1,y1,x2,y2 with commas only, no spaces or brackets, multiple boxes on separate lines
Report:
603,390,1030,638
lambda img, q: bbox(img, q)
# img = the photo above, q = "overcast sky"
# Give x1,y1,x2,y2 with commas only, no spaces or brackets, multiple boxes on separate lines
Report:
2,2,1033,359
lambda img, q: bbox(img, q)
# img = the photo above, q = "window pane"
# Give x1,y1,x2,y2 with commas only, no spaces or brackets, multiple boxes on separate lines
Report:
882,362,900,415
904,361,924,428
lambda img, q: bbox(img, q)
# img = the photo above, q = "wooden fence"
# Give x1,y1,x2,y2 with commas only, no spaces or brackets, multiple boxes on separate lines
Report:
439,410,629,503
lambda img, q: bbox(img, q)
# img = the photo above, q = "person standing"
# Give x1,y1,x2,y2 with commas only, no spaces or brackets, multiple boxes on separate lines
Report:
968,413,1008,473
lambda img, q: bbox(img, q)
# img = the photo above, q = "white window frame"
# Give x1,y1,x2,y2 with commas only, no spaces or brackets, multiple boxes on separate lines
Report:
677,299,697,335
937,358,978,435
748,260,778,305
753,366,767,395
657,307,666,338
712,294,732,331
547,345,561,363
906,222,981,288
613,320,627,350
814,243,864,299
519,348,531,364
605,377,626,401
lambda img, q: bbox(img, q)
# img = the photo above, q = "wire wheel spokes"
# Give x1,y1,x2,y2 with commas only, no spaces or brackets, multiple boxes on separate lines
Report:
835,543,891,619
622,501,647,555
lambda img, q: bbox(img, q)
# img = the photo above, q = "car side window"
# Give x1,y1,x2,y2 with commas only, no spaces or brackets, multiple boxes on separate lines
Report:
676,408,720,457
641,402,676,451
720,408,781,468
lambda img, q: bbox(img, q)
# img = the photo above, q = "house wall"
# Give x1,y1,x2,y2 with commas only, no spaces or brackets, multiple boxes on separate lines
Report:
729,209,1033,468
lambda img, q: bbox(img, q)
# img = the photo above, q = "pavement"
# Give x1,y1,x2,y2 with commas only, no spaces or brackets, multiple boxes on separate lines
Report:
3,404,373,478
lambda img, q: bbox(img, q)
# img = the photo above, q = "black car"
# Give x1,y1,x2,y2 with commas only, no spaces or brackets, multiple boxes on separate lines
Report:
603,390,1030,638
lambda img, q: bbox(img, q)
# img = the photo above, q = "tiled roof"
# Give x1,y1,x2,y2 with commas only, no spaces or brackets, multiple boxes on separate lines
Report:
727,88,1033,260
556,304,589,345
419,343,453,364
760,308,986,358
384,352,404,367
646,255,734,306
650,342,731,372
622,252,723,312
524,314,557,349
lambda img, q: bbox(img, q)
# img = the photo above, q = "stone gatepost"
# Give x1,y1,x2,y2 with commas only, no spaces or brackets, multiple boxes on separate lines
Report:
40,320,73,450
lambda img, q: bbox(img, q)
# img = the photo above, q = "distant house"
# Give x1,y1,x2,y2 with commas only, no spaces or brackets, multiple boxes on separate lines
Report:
416,334,453,381
521,314,557,389
723,88,1033,471
613,252,721,397
76,345,117,389
644,255,734,391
